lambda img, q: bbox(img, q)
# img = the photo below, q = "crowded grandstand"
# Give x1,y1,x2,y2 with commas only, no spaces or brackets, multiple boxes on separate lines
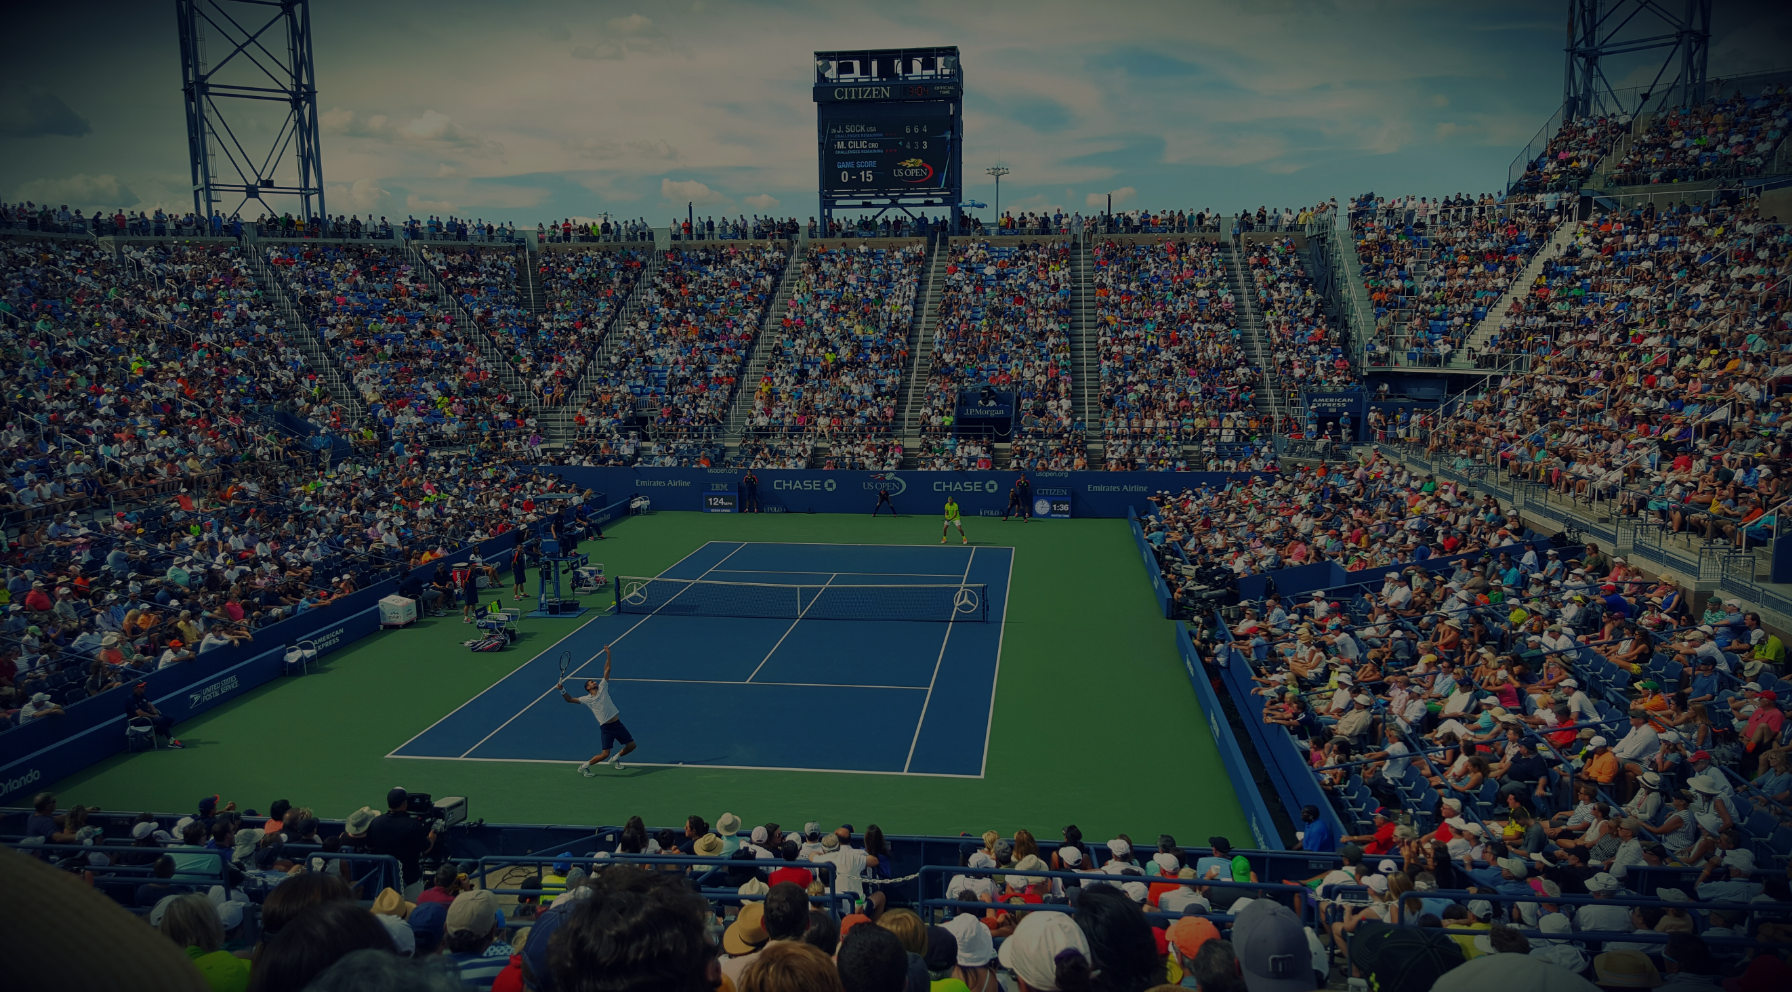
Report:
5,4,1792,992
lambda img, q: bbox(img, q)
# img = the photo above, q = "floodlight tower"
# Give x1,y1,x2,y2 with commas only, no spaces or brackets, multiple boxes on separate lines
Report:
1564,0,1711,119
177,0,326,222
986,166,1010,227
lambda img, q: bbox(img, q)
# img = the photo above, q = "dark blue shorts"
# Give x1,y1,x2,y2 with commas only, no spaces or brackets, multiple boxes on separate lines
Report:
601,719,634,750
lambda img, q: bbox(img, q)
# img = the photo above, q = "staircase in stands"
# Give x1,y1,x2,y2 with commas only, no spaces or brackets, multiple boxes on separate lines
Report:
1221,240,1290,430
540,245,664,447
720,239,804,463
402,242,535,406
1069,234,1102,468
242,247,367,420
1456,218,1578,363
897,238,948,468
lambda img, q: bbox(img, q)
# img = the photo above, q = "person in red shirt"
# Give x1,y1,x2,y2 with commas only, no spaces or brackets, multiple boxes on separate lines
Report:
23,582,53,613
1341,807,1398,855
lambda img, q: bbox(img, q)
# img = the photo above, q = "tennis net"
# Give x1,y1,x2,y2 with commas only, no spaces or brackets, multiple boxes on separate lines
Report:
613,577,989,622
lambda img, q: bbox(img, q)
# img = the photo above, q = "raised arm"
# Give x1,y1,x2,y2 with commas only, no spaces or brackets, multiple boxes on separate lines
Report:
602,644,613,681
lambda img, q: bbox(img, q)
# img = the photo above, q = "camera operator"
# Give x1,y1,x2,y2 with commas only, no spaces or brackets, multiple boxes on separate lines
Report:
367,787,438,899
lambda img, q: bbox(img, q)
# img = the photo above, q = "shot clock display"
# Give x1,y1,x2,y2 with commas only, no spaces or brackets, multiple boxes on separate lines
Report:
823,114,953,196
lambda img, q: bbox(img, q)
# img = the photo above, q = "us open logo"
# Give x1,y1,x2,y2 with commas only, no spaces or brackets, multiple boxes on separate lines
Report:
892,160,934,183
862,477,907,496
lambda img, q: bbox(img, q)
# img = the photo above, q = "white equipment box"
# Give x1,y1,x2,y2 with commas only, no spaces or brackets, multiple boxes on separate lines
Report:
379,594,419,628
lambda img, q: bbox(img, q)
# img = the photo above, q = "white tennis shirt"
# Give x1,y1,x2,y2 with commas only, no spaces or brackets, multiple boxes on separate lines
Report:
579,680,619,724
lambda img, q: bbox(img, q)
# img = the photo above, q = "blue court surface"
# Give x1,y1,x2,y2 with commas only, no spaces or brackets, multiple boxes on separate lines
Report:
389,542,1013,777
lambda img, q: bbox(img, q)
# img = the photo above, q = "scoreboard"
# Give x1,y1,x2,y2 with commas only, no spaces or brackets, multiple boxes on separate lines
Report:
813,46,962,226
823,114,954,196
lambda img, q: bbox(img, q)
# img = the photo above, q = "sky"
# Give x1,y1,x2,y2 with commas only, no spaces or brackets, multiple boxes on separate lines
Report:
3,0,1789,226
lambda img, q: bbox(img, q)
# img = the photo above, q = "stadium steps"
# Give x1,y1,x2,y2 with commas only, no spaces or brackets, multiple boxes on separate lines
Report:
720,241,802,448
1219,241,1289,429
1458,218,1576,361
897,240,949,465
521,238,545,316
1070,234,1102,468
242,248,367,420
403,242,535,403
555,250,665,445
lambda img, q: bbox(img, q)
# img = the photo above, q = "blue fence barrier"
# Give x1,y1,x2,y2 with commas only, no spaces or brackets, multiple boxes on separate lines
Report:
1176,627,1282,850
1127,506,1174,617
1,499,611,802
534,466,1266,519
1211,616,1344,847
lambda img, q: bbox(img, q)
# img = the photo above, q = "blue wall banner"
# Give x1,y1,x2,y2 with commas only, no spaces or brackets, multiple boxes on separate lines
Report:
1177,627,1282,850
536,466,1266,519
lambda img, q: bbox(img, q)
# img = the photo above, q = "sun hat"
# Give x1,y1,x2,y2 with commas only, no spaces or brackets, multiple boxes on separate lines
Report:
723,901,768,955
998,911,1091,992
1593,951,1662,988
943,911,996,967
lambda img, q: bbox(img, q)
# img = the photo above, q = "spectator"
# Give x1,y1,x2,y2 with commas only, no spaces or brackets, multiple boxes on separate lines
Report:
739,941,846,992
247,900,396,992
444,888,512,990
156,891,252,992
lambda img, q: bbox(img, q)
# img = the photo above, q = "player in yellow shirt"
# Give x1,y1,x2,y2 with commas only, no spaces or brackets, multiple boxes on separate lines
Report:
941,496,967,545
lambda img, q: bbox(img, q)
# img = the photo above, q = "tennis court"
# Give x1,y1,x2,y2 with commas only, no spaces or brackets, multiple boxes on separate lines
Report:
389,541,1013,777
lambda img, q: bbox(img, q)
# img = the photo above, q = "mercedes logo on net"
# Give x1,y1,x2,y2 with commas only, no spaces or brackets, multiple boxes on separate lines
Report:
622,580,652,606
952,587,981,614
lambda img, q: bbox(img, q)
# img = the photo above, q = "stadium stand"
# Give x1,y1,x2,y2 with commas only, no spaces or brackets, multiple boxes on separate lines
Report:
265,243,520,446
7,65,1792,992
1352,194,1564,365
1608,85,1792,187
1246,236,1357,391
920,239,1077,468
746,242,922,435
1093,236,1265,472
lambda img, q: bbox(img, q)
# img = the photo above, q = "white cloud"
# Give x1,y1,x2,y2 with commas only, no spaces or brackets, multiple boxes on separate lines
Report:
322,107,500,154
743,193,780,210
570,14,682,61
407,193,456,213
329,177,392,213
661,178,726,206
17,173,135,207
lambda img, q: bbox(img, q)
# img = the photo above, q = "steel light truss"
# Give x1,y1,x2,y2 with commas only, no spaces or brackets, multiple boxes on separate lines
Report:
1564,0,1712,119
178,0,325,221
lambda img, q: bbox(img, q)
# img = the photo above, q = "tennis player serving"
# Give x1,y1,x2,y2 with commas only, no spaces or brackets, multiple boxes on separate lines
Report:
941,495,967,545
559,645,636,776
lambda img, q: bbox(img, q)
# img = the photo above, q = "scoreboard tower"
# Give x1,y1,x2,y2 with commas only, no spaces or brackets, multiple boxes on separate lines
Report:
813,47,963,230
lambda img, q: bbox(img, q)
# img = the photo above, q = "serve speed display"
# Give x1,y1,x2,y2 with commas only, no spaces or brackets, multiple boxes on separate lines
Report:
703,493,738,513
824,115,953,195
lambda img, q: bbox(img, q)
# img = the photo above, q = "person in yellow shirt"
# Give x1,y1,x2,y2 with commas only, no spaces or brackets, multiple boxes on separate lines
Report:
941,496,967,545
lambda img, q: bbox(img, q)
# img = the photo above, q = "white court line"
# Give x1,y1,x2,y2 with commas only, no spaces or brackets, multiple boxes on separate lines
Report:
453,542,748,759
708,569,970,578
611,677,926,690
902,547,976,773
978,547,1017,778
383,540,727,758
386,752,983,779
744,572,837,682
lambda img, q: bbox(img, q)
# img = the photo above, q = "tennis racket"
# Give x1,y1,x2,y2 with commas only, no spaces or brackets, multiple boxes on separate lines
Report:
557,650,572,687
